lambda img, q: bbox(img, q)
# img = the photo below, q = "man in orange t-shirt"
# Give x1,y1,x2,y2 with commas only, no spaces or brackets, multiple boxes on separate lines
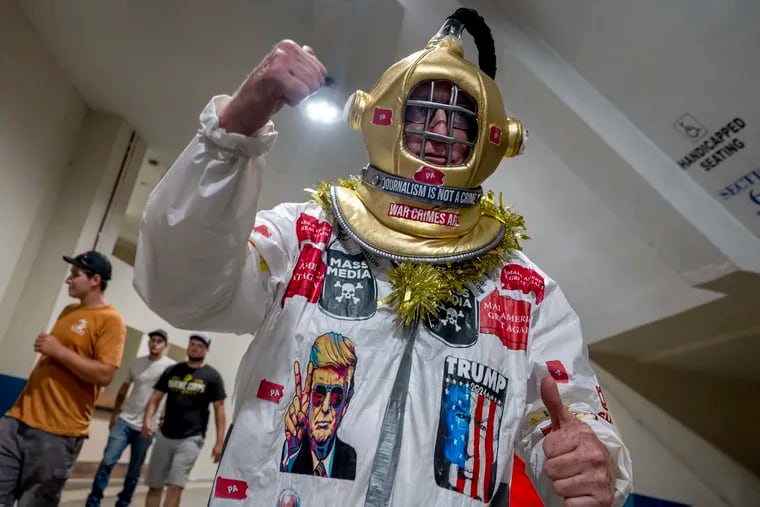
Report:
0,251,126,507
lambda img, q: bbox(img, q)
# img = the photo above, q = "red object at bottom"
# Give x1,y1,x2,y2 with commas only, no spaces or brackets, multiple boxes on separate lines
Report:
510,454,544,506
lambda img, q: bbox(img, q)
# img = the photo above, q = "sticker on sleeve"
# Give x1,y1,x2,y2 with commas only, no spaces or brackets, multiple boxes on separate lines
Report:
253,224,271,238
575,412,599,422
424,288,478,347
596,385,613,424
479,291,531,351
500,264,545,304
319,240,377,320
527,408,550,426
546,360,569,383
434,357,508,503
598,411,613,424
296,213,333,245
280,332,357,480
282,244,326,305
214,477,248,500
256,379,285,404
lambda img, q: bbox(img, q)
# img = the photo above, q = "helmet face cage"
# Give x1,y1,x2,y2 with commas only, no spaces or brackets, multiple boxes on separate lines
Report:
403,81,478,167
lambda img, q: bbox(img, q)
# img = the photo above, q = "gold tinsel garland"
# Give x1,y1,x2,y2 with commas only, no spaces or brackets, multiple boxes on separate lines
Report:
308,178,528,325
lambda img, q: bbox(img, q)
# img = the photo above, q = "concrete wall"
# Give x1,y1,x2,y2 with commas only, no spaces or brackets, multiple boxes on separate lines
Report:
0,4,248,479
0,0,87,363
596,363,760,507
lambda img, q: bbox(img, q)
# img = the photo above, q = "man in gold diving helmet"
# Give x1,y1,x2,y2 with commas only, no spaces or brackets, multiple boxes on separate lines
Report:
135,7,632,506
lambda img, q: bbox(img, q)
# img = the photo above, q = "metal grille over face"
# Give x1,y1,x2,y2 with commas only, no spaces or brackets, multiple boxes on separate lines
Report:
403,80,478,167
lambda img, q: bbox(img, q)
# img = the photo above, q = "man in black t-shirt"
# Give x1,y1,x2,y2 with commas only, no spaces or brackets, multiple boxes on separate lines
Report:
141,333,226,507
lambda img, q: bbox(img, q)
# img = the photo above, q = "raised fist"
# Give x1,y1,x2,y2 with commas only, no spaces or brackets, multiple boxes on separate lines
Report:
219,39,328,136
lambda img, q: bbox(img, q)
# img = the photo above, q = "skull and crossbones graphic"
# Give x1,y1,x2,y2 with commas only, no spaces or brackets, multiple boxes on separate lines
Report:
439,307,464,332
335,281,362,304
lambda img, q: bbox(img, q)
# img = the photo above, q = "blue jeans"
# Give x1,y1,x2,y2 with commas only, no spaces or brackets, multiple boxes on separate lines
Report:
86,418,153,507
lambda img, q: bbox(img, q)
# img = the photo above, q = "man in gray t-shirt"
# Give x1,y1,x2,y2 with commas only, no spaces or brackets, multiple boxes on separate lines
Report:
86,329,176,507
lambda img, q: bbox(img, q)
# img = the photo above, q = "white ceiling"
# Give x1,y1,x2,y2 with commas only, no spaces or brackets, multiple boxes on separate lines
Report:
19,0,760,348
498,0,760,162
495,0,760,240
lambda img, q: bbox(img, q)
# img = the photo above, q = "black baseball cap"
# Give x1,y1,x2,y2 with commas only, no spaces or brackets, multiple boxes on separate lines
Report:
63,250,112,280
189,332,211,347
148,329,169,342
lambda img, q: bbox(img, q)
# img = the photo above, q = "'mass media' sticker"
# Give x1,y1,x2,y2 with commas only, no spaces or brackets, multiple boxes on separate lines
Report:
319,245,377,320
424,288,478,347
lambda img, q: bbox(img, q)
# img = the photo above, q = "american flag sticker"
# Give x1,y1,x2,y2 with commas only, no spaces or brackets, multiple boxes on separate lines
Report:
433,356,508,503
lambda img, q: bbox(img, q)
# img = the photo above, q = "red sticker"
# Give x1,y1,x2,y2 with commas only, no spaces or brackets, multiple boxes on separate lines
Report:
479,291,531,350
214,477,248,500
598,411,613,424
501,264,545,304
387,202,460,227
540,425,553,436
256,379,285,404
253,224,271,238
414,166,445,186
372,107,393,126
282,244,325,304
596,385,609,411
295,213,332,245
489,125,502,145
546,360,569,383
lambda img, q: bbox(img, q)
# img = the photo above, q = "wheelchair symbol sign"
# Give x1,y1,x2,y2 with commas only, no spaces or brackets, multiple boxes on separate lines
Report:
674,113,707,142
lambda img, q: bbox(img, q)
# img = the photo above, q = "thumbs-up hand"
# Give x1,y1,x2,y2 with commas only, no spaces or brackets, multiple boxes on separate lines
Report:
540,376,616,506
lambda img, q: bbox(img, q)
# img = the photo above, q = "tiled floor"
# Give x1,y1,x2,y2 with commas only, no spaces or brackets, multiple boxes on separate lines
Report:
61,478,212,506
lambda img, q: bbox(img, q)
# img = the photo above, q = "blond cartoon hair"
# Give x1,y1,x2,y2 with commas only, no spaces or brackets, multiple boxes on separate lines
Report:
309,332,357,400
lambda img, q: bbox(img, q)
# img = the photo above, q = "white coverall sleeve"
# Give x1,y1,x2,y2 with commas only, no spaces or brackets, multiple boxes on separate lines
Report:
134,95,293,334
516,276,633,507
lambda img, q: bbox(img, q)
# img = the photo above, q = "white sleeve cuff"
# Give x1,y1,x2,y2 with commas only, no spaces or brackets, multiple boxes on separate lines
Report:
198,95,278,158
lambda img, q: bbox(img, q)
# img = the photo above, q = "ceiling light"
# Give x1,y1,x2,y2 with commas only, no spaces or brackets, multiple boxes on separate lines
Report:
304,97,341,123
301,77,342,124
